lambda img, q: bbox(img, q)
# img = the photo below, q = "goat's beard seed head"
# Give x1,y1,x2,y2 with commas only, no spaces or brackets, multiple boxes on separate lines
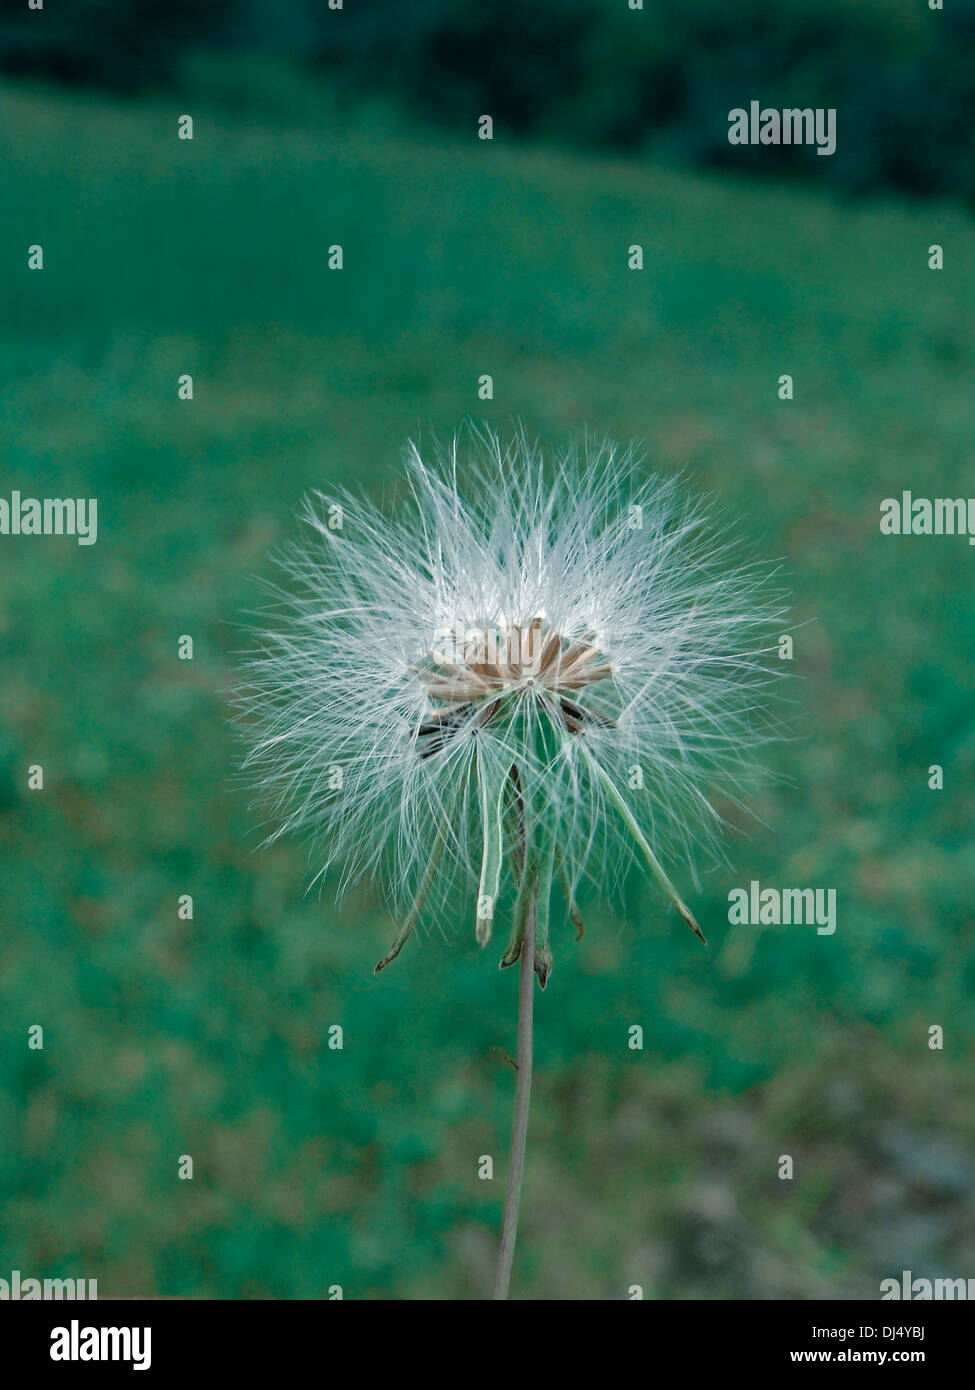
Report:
235,426,790,969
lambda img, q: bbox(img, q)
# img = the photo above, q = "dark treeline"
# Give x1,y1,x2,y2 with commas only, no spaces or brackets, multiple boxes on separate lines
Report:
4,0,974,202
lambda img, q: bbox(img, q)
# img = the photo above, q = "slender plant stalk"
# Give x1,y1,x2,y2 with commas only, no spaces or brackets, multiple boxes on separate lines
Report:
493,903,536,1300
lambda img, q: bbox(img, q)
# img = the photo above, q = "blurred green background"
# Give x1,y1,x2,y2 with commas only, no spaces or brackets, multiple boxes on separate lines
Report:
1,2,974,1300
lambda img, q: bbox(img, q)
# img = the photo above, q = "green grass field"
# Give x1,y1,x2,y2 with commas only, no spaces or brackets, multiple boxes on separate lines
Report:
1,78,973,1298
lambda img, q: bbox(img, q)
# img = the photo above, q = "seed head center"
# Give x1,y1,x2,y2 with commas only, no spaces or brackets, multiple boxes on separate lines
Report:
413,620,616,755
421,620,611,706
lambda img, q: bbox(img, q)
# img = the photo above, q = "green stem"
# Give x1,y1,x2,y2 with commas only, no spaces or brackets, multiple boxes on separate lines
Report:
493,902,535,1300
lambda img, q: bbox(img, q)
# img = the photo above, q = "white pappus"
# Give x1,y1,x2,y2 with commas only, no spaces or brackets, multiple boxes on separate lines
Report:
236,427,789,986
